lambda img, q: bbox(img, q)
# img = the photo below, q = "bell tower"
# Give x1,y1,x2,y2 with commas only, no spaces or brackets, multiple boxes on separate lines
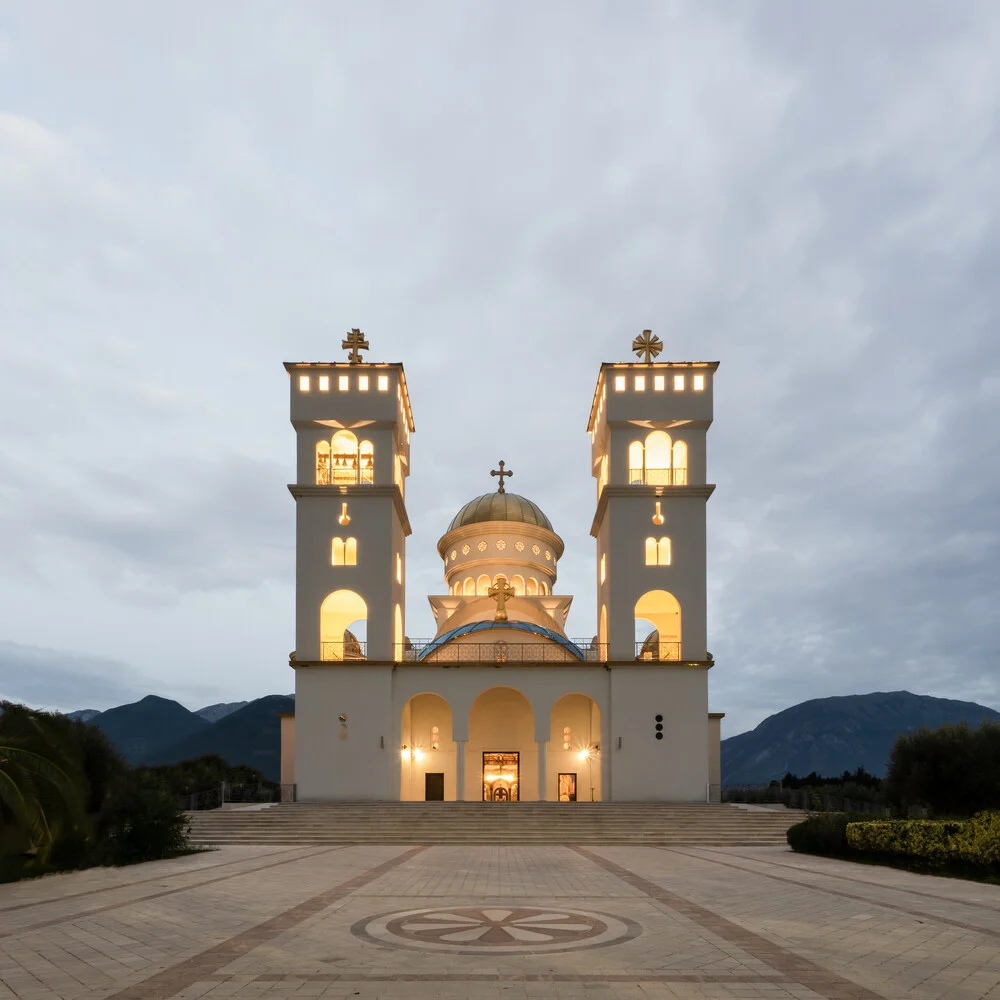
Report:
588,332,718,663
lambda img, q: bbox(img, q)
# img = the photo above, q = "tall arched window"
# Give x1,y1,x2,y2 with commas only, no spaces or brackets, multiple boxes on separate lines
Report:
319,589,368,661
599,605,608,650
658,537,671,565
628,441,644,484
476,574,491,596
644,431,672,485
672,440,688,485
332,431,359,485
645,537,657,565
526,577,539,596
510,574,525,596
332,537,344,565
316,440,331,485
463,577,475,596
359,440,374,484
541,580,550,595
394,604,403,656
332,537,357,566
634,589,681,661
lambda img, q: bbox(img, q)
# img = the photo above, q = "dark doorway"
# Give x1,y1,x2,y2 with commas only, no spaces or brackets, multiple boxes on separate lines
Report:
482,751,519,801
424,772,445,801
558,773,577,802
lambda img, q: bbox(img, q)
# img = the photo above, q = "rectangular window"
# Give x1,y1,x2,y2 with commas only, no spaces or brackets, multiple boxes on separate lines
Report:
338,375,349,391
396,553,402,583
298,375,310,391
614,375,626,392
673,374,685,391
377,374,389,391
693,374,705,391
653,375,665,391
318,375,330,391
358,375,369,391
634,375,645,391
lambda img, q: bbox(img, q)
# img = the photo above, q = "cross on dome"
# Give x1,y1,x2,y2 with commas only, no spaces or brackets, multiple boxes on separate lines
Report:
342,328,370,364
490,460,513,493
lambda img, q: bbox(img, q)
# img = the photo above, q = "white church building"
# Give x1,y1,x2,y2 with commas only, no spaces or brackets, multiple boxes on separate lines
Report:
278,331,724,802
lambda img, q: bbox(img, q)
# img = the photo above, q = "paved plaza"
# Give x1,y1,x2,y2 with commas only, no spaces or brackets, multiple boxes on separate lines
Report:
1,844,999,1000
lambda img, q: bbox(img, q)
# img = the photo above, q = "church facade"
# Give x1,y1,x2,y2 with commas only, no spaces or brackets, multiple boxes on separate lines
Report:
279,331,723,802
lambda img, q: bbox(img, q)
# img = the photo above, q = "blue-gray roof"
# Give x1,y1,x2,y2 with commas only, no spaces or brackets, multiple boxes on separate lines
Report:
418,620,584,661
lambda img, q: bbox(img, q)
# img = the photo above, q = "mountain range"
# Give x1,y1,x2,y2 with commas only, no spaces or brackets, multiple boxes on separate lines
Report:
61,689,999,787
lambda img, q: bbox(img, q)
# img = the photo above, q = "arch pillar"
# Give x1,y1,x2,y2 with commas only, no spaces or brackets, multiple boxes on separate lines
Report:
455,740,467,801
536,740,547,801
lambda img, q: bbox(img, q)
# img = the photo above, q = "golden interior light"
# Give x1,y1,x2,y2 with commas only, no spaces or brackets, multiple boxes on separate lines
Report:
652,501,665,526
338,502,351,526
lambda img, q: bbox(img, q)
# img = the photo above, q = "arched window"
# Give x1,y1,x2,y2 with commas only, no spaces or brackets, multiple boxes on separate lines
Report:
510,574,525,596
394,604,403,656
332,537,344,565
599,605,608,649
644,431,672,485
628,441,644,484
359,440,374,484
634,590,681,661
644,537,657,565
541,580,549,595
526,577,539,596
476,574,491,596
332,537,357,566
672,440,688,485
316,440,331,485
332,431,359,485
319,589,368,660
657,537,671,565
600,553,606,583
463,577,475,596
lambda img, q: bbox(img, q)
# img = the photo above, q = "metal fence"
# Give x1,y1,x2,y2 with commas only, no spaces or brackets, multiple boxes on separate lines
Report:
182,782,278,811
633,641,682,661
724,785,889,814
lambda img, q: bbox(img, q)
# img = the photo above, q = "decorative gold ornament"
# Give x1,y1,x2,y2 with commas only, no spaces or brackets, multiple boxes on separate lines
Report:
478,540,487,552
342,328,370,364
487,575,516,622
632,329,662,363
338,502,351,526
462,544,470,555
490,459,513,493
652,501,665,526
496,539,506,551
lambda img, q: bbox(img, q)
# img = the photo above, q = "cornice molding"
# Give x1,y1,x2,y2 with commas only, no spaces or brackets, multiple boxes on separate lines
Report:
590,484,716,536
287,484,411,536
437,519,565,560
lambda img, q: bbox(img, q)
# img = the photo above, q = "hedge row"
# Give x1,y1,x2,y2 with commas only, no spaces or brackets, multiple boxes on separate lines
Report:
846,811,1000,866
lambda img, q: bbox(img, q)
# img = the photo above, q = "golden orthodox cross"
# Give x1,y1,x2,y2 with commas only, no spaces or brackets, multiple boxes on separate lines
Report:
631,329,663,363
490,460,513,493
487,576,516,622
342,328,370,364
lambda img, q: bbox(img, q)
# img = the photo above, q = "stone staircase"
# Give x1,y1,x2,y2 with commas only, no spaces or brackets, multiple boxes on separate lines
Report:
186,802,806,847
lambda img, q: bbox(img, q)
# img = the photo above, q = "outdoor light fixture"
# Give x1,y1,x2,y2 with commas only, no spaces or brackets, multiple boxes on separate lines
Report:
338,502,351,526
652,501,665,526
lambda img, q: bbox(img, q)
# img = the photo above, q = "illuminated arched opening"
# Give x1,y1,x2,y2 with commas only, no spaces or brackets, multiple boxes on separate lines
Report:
400,693,454,800
319,589,367,660
541,580,549,595
345,537,357,565
463,577,475,596
331,431,359,485
468,687,534,801
657,537,671,565
549,693,602,801
359,439,374,484
644,431,672,485
394,604,403,656
599,605,608,650
476,574,491,596
332,537,345,565
628,441,644,484
316,440,331,485
510,574,525,596
526,577,539,596
672,440,688,485
634,589,681,661
644,537,657,565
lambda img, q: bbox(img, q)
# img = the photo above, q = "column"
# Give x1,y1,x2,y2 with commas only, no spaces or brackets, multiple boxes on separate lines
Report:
536,740,547,801
455,741,466,801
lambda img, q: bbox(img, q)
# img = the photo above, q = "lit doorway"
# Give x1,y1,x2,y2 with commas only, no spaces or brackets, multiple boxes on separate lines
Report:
482,752,519,801
558,773,577,802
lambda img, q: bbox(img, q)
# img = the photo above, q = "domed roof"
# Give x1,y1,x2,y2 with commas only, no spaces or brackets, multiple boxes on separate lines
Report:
446,492,553,533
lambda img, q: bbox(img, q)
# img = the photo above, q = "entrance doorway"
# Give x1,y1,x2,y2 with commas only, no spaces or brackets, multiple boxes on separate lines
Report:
424,772,444,801
482,752,519,801
558,773,577,802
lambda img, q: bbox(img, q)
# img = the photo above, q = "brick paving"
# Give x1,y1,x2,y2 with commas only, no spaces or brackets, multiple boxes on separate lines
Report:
0,844,998,999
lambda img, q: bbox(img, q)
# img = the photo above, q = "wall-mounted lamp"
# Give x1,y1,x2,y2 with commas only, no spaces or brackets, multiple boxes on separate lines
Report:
338,502,351,526
652,502,665,526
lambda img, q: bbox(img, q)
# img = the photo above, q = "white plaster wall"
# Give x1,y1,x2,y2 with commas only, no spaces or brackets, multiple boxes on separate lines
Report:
294,665,393,800
609,666,710,800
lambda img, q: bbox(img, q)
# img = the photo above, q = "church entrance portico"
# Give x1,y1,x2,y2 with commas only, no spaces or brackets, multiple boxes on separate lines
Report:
482,751,519,801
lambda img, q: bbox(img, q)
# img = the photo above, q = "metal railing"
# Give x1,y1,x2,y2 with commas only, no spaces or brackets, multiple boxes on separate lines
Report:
396,640,604,664
634,641,682,661
181,782,277,811
321,640,368,661
315,465,375,486
628,468,688,486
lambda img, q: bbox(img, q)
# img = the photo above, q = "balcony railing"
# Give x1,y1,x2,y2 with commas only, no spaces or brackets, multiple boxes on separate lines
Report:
628,468,688,486
316,466,375,486
394,639,609,664
634,640,682,661
321,640,368,661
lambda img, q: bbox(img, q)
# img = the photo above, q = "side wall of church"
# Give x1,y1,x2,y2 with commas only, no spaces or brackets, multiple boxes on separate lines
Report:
609,666,710,800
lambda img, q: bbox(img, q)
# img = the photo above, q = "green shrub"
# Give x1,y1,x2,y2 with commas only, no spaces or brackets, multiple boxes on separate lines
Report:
847,811,1000,867
954,811,1000,866
95,777,190,866
787,813,868,855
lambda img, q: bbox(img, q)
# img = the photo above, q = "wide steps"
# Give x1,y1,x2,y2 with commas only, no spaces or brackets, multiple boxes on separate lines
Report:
187,803,805,847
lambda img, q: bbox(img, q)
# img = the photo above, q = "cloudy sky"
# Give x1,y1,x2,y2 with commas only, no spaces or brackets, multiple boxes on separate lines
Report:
1,2,998,737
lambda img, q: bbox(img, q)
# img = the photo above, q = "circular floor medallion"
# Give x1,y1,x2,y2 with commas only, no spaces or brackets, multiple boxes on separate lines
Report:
352,905,639,954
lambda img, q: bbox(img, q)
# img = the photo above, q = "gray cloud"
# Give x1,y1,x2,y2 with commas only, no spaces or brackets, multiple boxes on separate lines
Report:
1,2,998,733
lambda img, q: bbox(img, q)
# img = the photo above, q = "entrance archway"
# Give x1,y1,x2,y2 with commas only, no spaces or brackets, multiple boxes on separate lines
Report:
400,693,453,801
549,694,602,802
467,687,535,801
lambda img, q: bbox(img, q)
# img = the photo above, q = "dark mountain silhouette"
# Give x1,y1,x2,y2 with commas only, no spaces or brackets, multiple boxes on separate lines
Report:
142,695,294,781
66,709,100,722
91,695,210,765
722,690,1000,785
195,701,248,723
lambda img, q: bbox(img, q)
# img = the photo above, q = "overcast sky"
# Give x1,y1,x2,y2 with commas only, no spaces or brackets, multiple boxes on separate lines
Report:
1,2,998,737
